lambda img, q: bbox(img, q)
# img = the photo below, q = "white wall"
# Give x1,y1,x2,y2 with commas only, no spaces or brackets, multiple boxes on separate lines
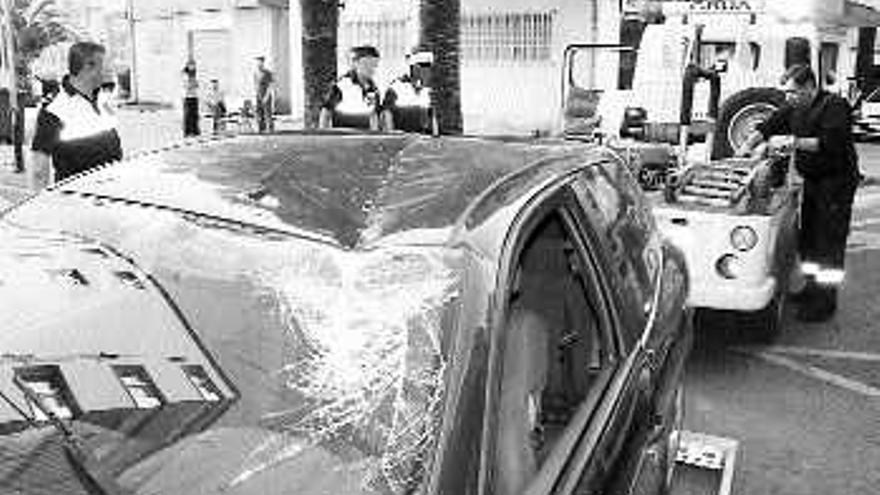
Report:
134,15,189,105
134,4,289,113
458,0,619,134
290,0,621,135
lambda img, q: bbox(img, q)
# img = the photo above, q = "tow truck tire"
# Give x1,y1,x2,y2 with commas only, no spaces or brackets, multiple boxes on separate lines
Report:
713,88,786,158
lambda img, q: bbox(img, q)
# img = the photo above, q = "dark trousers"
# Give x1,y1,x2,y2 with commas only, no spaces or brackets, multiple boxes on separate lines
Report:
797,175,858,316
800,175,858,270
256,97,273,133
183,97,200,137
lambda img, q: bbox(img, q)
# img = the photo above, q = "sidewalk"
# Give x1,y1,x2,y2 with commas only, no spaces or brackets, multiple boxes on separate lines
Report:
0,107,304,206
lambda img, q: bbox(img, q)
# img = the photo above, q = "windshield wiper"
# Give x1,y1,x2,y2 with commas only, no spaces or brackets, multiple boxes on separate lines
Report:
0,376,125,495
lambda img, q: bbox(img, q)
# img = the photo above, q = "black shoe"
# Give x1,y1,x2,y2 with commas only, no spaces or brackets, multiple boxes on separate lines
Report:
788,287,815,304
789,280,822,304
795,304,835,322
795,287,837,322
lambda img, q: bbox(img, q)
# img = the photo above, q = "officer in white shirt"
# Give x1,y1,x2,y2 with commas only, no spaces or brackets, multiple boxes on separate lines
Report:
381,50,437,135
29,41,121,190
319,45,381,130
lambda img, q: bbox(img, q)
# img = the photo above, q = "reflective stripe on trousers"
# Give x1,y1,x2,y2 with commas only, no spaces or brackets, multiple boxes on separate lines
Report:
800,262,845,286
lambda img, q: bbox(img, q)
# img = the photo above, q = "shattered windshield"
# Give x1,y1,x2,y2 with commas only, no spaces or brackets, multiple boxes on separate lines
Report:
231,246,459,494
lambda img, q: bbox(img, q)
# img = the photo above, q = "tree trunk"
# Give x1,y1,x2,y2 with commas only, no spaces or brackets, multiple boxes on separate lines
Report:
419,0,462,135
300,0,338,128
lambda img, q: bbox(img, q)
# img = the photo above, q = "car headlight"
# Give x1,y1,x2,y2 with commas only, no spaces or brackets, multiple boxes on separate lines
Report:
730,226,757,252
716,254,741,279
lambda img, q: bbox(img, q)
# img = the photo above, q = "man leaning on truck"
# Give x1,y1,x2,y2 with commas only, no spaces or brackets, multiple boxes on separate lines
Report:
736,64,862,323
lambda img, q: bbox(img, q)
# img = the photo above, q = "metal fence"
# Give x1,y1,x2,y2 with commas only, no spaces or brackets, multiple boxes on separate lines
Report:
339,10,556,67
461,11,555,63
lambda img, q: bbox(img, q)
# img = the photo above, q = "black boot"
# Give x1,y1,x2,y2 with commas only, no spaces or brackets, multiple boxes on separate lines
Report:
795,286,837,322
789,277,818,304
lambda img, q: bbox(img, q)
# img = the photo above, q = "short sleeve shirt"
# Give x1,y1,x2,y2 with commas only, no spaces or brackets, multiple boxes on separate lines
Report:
382,75,433,133
321,71,381,129
756,90,859,181
31,78,123,181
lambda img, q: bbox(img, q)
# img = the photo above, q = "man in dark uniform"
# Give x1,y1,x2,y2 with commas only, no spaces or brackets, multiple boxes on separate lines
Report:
381,50,437,135
737,64,862,322
29,41,122,190
319,45,381,130
253,56,275,133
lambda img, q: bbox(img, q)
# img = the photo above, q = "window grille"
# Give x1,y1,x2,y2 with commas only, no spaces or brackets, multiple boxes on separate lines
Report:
461,11,554,63
339,17,409,68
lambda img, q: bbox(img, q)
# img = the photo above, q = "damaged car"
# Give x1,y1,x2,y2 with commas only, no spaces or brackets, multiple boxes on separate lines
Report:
0,132,691,495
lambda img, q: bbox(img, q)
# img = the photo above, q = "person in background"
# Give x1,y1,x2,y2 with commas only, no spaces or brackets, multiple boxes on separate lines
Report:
182,59,200,137
381,50,437,134
736,64,862,322
253,56,276,133
319,45,381,130
29,41,122,190
206,78,227,134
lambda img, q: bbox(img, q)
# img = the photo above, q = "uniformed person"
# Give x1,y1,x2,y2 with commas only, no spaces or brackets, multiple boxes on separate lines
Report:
381,50,438,135
253,56,276,133
319,45,382,130
30,41,122,190
736,64,862,322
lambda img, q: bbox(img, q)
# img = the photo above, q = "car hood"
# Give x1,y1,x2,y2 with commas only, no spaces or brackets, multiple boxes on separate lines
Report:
119,427,378,495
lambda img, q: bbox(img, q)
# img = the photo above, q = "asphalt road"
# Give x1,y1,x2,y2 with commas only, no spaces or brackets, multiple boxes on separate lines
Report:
2,115,880,494
683,143,880,495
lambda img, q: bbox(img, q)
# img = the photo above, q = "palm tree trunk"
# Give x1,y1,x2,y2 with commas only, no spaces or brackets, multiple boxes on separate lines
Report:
419,0,462,135
301,0,338,128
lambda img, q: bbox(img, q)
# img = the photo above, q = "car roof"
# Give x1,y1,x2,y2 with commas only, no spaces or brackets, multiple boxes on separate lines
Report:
55,132,611,249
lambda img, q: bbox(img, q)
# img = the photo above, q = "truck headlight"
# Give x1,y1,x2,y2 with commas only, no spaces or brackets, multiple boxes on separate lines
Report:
730,226,757,252
716,254,741,279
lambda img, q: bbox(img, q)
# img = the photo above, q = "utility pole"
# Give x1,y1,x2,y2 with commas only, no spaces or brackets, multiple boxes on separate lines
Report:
126,0,138,102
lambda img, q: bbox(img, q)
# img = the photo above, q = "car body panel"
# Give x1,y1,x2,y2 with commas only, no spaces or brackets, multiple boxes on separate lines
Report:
0,133,691,495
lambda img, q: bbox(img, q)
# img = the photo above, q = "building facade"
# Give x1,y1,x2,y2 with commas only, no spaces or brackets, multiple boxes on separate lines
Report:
131,0,290,113
290,0,621,135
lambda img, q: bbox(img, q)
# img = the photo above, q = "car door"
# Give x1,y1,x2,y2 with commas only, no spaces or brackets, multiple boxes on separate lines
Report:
483,183,650,495
567,162,688,495
550,178,666,495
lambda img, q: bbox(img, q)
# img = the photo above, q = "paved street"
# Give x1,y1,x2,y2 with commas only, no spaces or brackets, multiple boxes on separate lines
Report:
1,113,880,494
684,143,880,495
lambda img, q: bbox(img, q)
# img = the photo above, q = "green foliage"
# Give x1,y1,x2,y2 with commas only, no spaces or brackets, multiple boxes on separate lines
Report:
9,0,73,96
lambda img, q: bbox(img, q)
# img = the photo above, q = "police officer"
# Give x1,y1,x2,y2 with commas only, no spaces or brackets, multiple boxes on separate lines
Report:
381,50,438,135
737,64,862,322
30,41,122,190
319,45,381,130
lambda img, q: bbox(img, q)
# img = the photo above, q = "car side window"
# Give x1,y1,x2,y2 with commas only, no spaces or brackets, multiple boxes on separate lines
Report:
493,207,617,495
575,163,658,348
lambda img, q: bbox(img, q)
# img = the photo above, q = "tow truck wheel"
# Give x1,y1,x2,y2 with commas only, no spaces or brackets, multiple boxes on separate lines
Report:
713,88,785,158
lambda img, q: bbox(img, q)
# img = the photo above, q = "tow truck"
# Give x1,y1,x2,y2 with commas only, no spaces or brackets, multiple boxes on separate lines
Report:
557,20,801,495
561,22,801,340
